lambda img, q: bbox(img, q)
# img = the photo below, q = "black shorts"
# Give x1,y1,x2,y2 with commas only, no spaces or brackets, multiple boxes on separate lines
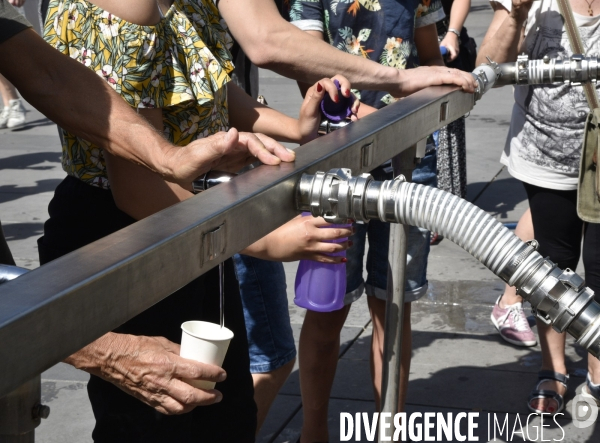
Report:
38,176,256,443
523,182,600,297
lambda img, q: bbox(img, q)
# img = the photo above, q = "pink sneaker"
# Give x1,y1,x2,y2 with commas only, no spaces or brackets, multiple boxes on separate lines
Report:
491,297,537,347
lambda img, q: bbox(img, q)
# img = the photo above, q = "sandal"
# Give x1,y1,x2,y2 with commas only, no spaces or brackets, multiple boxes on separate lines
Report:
581,373,600,406
528,370,569,415
430,232,443,245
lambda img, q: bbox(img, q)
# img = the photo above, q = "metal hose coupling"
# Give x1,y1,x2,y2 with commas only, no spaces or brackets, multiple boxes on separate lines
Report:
296,169,600,358
477,54,600,88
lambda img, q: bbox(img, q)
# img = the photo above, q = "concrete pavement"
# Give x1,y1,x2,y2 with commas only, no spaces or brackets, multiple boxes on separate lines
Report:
1,0,599,441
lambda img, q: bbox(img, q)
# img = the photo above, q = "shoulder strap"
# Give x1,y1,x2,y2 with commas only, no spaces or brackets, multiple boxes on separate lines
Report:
556,0,600,109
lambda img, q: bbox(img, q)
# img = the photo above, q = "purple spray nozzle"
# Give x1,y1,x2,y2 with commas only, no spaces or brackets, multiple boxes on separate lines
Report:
320,79,353,123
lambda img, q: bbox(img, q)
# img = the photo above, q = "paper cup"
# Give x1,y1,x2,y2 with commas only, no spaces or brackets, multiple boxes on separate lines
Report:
180,321,234,390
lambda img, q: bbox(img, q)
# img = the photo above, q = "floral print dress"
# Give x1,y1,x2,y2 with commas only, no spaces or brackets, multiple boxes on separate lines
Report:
288,0,444,108
43,0,234,189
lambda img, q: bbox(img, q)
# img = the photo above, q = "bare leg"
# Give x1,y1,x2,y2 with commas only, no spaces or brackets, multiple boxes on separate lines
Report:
299,305,351,443
529,323,567,413
587,356,600,398
368,296,412,412
0,74,19,106
252,358,296,433
500,209,533,307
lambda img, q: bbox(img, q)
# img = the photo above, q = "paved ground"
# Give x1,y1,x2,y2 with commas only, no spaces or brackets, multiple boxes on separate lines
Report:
2,1,600,441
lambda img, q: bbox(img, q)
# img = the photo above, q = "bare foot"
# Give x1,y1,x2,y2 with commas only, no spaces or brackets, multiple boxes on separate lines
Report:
529,379,567,414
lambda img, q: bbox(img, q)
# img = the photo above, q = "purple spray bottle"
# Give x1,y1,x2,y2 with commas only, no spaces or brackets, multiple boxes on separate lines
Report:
294,80,354,312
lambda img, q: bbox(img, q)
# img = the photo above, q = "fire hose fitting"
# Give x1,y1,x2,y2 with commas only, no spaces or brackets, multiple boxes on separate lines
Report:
471,54,600,93
296,169,600,358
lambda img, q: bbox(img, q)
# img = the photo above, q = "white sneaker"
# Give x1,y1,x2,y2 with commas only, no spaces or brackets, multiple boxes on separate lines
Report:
1,99,26,129
0,105,10,129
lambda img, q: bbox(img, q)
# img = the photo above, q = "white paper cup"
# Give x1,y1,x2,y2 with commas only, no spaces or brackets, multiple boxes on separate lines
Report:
180,321,234,390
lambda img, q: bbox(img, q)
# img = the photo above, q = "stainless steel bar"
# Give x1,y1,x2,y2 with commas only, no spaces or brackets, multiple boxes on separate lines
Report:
379,147,416,441
0,86,473,398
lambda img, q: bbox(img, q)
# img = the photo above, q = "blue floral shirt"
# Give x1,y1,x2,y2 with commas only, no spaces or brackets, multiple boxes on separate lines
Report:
288,0,444,108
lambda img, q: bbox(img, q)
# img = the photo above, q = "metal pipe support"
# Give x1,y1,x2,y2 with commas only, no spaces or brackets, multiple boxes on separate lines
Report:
379,148,416,441
0,266,49,443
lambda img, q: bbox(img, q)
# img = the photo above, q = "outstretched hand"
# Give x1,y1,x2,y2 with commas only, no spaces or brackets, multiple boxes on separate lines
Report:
395,65,477,97
162,128,295,186
244,214,353,263
297,76,360,144
64,332,227,415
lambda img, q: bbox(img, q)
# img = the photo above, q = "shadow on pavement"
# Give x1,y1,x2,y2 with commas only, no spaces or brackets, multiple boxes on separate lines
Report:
0,179,62,203
0,152,61,170
466,177,527,220
9,117,55,132
2,222,45,242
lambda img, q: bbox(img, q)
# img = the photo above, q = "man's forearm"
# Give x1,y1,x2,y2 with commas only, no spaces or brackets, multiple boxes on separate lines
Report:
0,29,174,178
476,7,526,65
218,0,404,94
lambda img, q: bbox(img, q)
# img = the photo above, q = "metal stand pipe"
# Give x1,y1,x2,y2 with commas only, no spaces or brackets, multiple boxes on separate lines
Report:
0,265,49,443
379,148,416,441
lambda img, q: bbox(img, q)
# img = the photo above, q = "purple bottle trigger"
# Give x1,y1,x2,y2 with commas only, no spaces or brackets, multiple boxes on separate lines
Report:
320,79,353,123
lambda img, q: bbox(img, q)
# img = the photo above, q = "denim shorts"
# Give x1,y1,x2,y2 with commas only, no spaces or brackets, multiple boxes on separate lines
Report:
345,151,437,304
233,254,296,374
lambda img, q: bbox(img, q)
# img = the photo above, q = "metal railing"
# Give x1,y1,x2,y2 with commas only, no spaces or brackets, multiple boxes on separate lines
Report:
0,86,474,438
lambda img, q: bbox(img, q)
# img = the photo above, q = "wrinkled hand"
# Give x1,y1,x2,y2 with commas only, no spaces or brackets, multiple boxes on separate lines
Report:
248,215,353,263
162,128,295,186
9,0,25,7
396,66,477,97
440,33,460,62
65,332,227,415
297,76,360,144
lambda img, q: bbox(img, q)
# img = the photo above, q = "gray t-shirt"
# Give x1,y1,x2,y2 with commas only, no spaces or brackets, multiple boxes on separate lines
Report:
493,0,600,191
0,0,31,44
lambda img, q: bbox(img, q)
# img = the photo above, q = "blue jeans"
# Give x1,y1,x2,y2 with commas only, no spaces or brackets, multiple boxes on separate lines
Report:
345,151,437,304
233,254,296,374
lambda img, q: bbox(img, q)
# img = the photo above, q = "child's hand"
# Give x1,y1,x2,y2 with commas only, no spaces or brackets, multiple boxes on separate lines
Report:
243,215,353,263
297,76,360,144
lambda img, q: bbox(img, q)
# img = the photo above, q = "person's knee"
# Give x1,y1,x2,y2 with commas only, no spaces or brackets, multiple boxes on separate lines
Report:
254,357,295,386
275,357,296,380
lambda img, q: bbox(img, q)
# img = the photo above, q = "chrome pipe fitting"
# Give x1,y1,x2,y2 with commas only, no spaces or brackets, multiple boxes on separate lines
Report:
471,60,502,101
487,54,600,88
192,171,237,194
296,169,600,358
296,168,374,223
